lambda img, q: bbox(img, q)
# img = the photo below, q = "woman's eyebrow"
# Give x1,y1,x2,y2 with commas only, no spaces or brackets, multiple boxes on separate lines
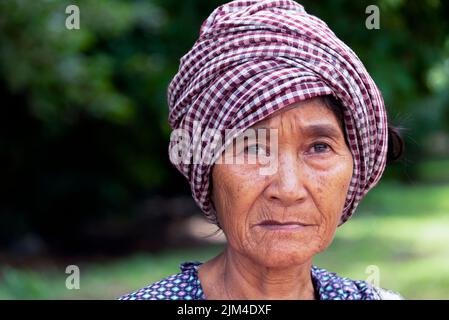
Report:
252,123,342,139
303,124,342,139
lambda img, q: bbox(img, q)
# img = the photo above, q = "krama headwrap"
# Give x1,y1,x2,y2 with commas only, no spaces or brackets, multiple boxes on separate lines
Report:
167,0,388,226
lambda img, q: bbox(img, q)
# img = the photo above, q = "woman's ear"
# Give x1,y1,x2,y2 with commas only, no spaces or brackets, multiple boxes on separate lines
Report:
387,125,405,163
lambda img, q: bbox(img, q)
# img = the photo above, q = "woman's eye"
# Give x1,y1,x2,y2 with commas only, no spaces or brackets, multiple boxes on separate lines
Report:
244,144,265,155
310,142,330,154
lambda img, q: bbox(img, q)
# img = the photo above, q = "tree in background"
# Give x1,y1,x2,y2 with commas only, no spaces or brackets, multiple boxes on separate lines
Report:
0,0,448,255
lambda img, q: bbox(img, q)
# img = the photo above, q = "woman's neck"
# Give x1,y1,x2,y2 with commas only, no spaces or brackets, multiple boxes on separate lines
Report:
198,247,316,300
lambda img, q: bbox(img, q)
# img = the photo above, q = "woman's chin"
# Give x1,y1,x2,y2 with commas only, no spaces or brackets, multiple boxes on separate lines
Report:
256,255,311,269
248,245,316,269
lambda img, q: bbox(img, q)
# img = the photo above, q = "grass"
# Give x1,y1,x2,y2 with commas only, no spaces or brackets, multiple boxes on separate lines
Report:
1,181,448,299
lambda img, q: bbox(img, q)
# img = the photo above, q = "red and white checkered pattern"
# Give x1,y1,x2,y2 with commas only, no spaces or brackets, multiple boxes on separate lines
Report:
167,0,388,226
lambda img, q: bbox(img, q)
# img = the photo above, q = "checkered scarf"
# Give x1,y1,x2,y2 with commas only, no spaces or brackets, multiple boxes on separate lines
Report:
167,0,388,225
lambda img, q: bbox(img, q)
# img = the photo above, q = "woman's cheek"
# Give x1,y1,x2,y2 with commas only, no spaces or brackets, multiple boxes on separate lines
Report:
313,154,352,194
213,164,264,233
306,158,353,244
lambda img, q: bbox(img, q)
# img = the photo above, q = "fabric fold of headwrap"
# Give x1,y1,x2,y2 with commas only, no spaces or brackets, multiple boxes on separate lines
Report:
167,0,388,226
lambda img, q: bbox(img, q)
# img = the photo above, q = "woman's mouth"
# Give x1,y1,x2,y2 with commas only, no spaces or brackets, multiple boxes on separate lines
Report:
256,220,314,231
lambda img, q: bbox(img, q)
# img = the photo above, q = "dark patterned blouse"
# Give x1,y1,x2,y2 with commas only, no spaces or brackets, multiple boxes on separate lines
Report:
119,261,403,300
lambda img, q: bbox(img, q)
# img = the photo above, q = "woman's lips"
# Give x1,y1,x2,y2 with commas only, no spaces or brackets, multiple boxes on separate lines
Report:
256,220,314,231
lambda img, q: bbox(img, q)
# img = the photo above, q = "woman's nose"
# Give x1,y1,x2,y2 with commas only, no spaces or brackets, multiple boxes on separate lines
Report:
264,150,308,206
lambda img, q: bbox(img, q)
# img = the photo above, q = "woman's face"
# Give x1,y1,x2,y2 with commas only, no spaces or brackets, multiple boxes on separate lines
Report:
211,97,354,268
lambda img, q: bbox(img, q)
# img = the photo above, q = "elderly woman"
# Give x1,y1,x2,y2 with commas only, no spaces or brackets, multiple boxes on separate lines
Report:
120,0,404,300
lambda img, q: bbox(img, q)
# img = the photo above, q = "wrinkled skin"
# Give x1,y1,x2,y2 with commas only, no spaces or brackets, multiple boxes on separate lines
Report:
198,97,354,299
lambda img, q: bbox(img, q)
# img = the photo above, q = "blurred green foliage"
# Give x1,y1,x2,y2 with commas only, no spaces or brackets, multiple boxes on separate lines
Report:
0,0,448,251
